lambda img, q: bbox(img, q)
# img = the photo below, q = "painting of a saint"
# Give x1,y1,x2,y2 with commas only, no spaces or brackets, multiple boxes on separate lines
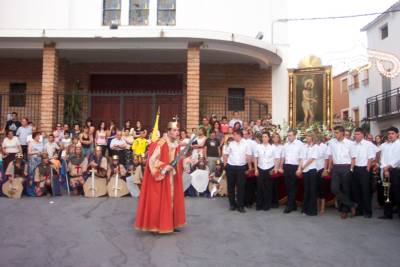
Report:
289,66,332,128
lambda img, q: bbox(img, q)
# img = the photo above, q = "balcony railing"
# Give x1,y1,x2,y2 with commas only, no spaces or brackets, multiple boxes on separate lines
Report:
366,87,400,120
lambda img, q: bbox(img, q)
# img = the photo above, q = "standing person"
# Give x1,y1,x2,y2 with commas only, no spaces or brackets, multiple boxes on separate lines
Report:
95,121,108,156
212,121,224,144
298,132,319,216
228,111,243,129
134,120,186,234
179,130,190,150
204,131,221,173
199,117,212,138
271,132,283,208
2,130,22,175
63,124,71,137
220,116,229,134
327,126,358,219
254,132,280,211
134,120,143,138
71,123,81,138
44,134,60,159
16,117,32,159
350,128,375,218
280,129,303,213
4,112,21,135
316,135,328,214
107,121,117,156
191,127,207,161
132,130,148,157
53,123,64,144
123,120,132,133
379,126,400,219
80,126,93,158
223,129,252,213
110,130,128,166
27,132,44,196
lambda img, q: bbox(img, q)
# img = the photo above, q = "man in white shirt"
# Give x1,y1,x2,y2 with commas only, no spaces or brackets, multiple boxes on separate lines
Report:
228,111,243,129
379,126,400,219
327,126,357,219
16,117,32,159
280,129,303,213
223,129,252,213
351,128,375,218
110,130,128,166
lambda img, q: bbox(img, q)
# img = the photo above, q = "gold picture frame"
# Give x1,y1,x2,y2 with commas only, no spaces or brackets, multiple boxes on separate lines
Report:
288,66,333,129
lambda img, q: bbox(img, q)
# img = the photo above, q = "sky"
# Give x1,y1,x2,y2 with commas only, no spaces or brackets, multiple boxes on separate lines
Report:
285,0,399,74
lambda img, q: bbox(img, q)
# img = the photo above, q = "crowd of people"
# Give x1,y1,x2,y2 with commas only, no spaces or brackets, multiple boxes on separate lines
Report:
1,111,399,220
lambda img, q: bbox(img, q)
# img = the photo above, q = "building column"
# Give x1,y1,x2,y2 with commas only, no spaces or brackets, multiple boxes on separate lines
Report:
40,42,58,134
186,43,201,130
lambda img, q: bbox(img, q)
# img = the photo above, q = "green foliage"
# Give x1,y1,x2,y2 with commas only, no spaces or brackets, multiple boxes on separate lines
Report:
63,87,83,126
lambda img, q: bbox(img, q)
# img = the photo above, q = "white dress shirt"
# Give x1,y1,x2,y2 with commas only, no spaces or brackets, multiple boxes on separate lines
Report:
272,144,283,159
254,143,280,170
282,139,303,165
316,143,328,171
326,138,353,165
380,139,400,169
224,139,252,166
351,139,375,167
300,144,319,172
244,138,258,157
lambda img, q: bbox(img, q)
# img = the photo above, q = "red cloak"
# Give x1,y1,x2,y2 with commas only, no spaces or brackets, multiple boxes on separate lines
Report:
134,139,186,234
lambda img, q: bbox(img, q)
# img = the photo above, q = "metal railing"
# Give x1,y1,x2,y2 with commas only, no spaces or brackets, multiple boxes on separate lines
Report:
200,94,268,122
0,92,41,126
366,87,400,120
56,89,183,129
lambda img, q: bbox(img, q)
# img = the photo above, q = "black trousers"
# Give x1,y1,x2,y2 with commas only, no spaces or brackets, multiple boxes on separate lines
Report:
331,165,355,212
256,167,273,210
303,169,318,216
226,164,246,209
283,164,298,209
317,169,325,199
271,177,279,207
353,166,372,216
384,168,400,218
21,145,28,160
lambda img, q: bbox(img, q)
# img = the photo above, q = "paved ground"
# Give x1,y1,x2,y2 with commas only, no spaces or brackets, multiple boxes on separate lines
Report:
0,197,399,267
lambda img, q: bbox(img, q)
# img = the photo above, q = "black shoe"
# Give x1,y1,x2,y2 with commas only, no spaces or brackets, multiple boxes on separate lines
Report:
229,206,236,211
271,204,279,209
256,207,262,211
173,229,181,233
283,208,291,214
237,207,246,213
378,215,392,220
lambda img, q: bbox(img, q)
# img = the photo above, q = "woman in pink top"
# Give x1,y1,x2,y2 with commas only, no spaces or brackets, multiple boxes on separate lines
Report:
220,116,229,134
95,121,108,155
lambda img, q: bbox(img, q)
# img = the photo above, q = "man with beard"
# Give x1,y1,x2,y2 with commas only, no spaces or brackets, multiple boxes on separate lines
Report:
135,119,186,234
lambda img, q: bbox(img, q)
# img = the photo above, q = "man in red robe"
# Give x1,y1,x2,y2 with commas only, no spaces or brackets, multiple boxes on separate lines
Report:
134,120,186,234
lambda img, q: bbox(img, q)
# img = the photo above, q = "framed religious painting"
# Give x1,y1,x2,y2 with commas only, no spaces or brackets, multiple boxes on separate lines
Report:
288,66,333,129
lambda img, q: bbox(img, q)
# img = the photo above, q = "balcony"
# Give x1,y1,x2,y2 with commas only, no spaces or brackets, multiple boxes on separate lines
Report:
366,87,400,120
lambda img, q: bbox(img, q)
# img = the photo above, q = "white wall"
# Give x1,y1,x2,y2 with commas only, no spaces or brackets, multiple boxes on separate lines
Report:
364,9,400,135
0,0,288,45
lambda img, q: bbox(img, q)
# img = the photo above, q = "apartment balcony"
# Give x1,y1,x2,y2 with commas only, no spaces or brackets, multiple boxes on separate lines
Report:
366,87,400,120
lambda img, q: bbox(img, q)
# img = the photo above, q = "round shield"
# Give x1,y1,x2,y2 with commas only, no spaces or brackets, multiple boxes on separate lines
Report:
107,175,129,198
2,179,23,199
183,172,191,191
126,175,140,198
190,169,209,193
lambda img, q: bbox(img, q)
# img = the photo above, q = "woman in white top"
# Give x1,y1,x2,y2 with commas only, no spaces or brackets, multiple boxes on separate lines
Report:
2,130,22,171
271,132,283,208
95,121,108,155
297,132,319,216
191,127,207,160
316,136,328,214
254,132,280,211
